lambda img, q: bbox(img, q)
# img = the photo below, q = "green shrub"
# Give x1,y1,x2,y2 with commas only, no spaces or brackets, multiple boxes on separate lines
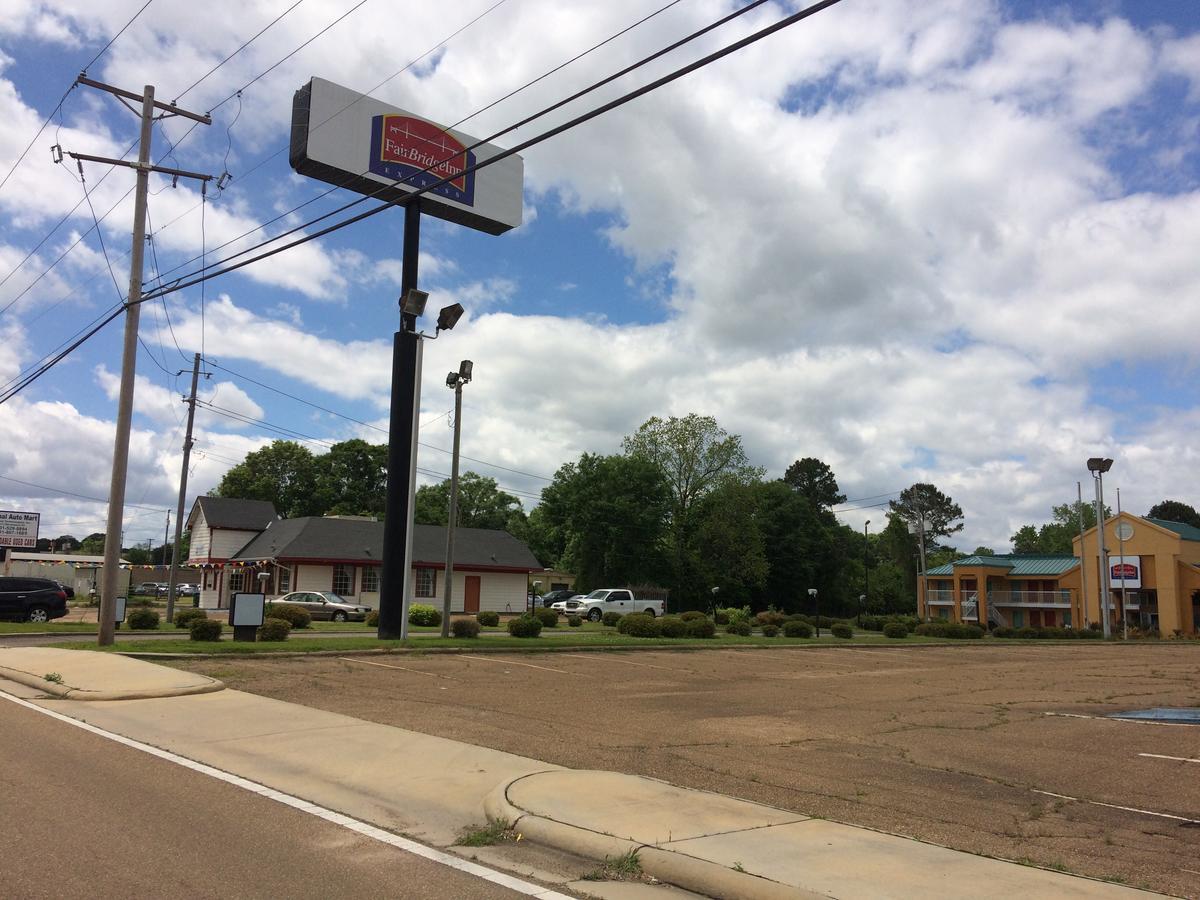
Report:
915,622,946,637
266,603,312,629
1016,626,1039,639
725,620,752,637
761,624,780,637
783,620,813,638
174,608,207,629
189,618,222,641
685,617,716,638
755,610,787,627
506,615,542,638
992,626,1015,638
366,609,380,627
126,607,160,630
713,609,730,625
408,604,442,627
568,615,583,627
1077,628,1103,640
533,607,559,628
257,617,291,642
718,606,752,626
476,610,500,627
680,610,707,622
617,613,661,637
858,615,883,631
601,611,623,627
831,622,853,639
451,618,481,638
882,621,908,639
657,615,687,638
916,621,983,639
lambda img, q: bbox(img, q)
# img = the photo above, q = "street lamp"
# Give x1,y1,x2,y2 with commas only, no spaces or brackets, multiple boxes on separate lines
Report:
808,587,819,637
862,519,871,624
440,359,474,638
1086,457,1114,638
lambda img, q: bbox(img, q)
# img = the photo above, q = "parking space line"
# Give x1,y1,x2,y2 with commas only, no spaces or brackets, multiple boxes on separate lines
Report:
1031,789,1199,824
1139,752,1200,764
338,657,457,680
1044,711,1194,727
556,653,693,673
459,655,570,674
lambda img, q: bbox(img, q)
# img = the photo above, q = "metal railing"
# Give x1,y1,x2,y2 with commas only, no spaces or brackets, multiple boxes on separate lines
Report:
988,590,1071,607
926,589,954,604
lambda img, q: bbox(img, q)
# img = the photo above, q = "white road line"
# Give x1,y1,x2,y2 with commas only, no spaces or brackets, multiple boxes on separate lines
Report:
555,653,693,673
1139,752,1200,764
459,655,570,675
1031,789,1199,824
339,657,457,680
1044,711,1195,727
0,690,572,900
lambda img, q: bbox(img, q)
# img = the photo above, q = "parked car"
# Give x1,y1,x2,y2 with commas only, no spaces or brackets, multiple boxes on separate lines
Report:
270,591,370,622
555,588,663,622
55,581,75,600
172,583,198,596
539,589,579,607
0,576,69,623
136,581,165,595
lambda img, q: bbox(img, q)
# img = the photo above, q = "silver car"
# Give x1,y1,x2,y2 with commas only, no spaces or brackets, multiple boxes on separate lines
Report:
271,591,370,622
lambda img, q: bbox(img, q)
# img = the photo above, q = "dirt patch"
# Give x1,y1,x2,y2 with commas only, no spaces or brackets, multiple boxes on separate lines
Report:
177,643,1200,897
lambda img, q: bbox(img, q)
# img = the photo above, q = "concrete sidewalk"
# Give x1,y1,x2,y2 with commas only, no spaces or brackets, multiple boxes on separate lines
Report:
0,648,1166,899
0,646,222,700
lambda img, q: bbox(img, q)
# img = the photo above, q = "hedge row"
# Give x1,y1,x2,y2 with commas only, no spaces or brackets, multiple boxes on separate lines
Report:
993,625,1103,640
913,621,984,639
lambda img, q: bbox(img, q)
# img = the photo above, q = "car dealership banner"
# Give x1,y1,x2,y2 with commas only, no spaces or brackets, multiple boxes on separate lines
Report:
290,77,524,235
0,510,39,549
1108,555,1142,589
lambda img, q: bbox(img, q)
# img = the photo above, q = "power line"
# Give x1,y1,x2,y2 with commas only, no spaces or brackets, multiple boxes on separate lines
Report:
82,0,159,74
0,474,168,511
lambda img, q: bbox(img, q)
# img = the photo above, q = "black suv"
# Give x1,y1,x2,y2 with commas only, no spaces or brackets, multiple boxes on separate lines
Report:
0,576,69,623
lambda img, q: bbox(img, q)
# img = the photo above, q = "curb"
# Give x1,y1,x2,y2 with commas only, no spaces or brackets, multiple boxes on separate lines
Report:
0,664,224,701
483,776,817,900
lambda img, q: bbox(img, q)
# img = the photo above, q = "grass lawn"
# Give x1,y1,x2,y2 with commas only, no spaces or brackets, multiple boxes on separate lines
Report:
54,629,947,655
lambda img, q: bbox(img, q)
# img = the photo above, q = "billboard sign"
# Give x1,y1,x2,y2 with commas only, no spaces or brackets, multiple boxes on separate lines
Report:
1109,555,1141,589
290,77,523,236
0,510,39,549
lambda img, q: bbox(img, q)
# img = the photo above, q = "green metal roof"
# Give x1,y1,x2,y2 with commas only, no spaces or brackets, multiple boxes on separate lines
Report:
926,554,1078,577
1145,517,1200,543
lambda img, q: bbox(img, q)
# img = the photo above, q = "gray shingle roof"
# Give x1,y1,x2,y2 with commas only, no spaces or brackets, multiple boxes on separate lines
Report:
194,496,279,530
231,517,541,571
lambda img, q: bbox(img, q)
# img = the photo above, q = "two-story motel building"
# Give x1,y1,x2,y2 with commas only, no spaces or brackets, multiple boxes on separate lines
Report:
918,514,1200,635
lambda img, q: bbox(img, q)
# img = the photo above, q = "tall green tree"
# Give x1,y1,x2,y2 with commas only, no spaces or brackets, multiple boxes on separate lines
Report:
79,532,105,555
691,480,768,605
782,457,846,510
413,472,524,530
888,483,963,541
314,439,388,517
216,440,322,518
1011,500,1110,554
538,453,669,591
1146,500,1200,529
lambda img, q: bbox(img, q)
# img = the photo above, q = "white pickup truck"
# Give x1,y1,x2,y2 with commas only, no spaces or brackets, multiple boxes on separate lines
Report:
551,588,664,621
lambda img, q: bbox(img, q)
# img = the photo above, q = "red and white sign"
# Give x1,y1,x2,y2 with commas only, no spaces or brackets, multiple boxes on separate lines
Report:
0,510,39,549
1108,555,1141,589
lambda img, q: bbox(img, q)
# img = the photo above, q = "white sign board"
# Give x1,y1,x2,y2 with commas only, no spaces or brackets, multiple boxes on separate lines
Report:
1109,555,1142,589
0,510,39,549
290,77,524,235
231,593,266,627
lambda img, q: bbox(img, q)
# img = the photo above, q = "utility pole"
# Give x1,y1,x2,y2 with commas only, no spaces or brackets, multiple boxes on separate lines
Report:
1117,487,1128,640
166,352,204,626
440,361,473,637
70,78,211,646
162,512,170,567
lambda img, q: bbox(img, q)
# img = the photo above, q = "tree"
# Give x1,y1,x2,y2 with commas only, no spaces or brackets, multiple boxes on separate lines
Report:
414,472,524,530
691,480,768,605
53,534,80,552
888,483,963,541
537,453,670,591
314,439,388,517
1010,500,1110,554
216,440,322,518
1146,500,1200,529
79,532,105,555
752,480,842,614
782,457,846,510
971,546,995,556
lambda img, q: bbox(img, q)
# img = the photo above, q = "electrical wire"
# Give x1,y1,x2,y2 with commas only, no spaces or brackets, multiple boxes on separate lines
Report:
0,474,168,511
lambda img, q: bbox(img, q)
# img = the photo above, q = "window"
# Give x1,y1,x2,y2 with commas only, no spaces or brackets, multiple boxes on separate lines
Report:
228,569,245,592
416,568,436,598
277,566,290,593
333,564,355,596
361,566,379,592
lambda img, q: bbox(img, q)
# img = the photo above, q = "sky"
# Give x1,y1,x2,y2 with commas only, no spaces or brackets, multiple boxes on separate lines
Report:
0,0,1197,554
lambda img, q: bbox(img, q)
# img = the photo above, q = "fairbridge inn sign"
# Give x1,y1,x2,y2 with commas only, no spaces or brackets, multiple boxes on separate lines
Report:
289,76,523,235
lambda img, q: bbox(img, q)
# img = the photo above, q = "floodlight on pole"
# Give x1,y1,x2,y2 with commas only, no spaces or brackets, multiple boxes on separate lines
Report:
436,302,465,332
458,359,473,381
440,357,471,637
808,587,820,637
401,288,429,318
1087,456,1114,638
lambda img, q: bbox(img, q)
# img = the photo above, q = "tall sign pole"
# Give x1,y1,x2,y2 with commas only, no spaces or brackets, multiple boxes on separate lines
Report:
440,366,468,638
1093,474,1111,639
1076,481,1090,629
1117,488,1128,640
165,352,203,625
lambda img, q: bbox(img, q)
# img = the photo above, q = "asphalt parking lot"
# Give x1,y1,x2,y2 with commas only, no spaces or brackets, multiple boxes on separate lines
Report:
179,643,1200,897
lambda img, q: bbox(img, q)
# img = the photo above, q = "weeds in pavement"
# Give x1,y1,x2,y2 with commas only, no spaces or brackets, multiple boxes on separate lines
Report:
43,672,63,683
455,818,516,847
582,849,643,881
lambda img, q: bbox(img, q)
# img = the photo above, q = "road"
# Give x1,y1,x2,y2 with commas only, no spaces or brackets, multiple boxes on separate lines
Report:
0,696,537,900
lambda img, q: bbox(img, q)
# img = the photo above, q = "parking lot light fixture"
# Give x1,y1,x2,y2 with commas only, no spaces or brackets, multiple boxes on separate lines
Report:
436,302,465,333
808,588,819,637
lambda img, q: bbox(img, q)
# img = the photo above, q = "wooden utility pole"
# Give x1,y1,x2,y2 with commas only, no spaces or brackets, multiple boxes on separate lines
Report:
69,79,211,646
165,352,203,625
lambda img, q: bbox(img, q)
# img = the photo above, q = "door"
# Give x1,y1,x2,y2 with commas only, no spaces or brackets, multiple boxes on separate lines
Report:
464,576,480,613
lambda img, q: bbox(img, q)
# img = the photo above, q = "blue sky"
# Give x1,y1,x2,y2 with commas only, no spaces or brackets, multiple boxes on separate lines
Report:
1,0,1198,551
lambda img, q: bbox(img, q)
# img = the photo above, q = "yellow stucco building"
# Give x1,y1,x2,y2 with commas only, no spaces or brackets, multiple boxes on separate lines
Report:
918,514,1200,635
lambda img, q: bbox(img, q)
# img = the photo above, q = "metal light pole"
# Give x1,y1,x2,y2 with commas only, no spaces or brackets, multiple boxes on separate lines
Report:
1076,481,1089,629
1117,487,1128,640
862,519,870,623
1087,457,1113,638
808,587,819,637
440,360,472,638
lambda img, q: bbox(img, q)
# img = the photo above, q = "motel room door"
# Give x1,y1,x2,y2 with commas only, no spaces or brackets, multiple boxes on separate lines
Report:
464,576,481,613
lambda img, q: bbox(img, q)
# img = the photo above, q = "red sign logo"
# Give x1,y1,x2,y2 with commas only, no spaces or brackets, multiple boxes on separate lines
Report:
1111,563,1137,579
369,114,475,205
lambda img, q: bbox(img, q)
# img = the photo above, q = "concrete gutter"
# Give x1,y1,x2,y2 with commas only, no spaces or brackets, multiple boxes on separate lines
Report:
0,647,223,700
